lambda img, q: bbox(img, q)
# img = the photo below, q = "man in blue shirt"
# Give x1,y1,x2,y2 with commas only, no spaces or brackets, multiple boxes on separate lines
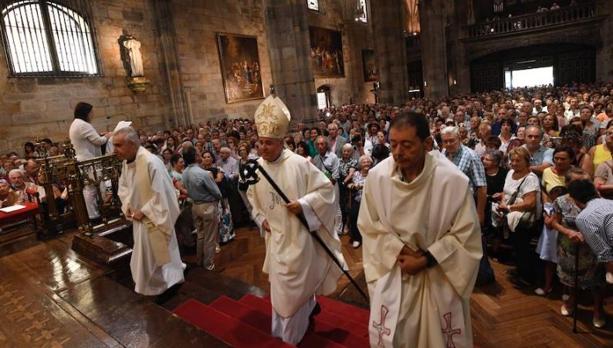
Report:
182,146,222,271
441,126,487,227
523,125,553,176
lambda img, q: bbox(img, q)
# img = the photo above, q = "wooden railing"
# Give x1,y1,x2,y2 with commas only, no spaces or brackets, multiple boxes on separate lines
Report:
467,3,596,39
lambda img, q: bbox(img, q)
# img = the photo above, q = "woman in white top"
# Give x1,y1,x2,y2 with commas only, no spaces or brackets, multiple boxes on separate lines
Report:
68,102,111,219
498,146,541,287
69,102,110,161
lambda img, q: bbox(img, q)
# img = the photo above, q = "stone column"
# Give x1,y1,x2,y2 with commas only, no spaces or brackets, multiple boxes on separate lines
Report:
450,0,471,94
151,0,187,128
596,0,613,82
370,0,409,105
419,0,449,99
263,0,317,124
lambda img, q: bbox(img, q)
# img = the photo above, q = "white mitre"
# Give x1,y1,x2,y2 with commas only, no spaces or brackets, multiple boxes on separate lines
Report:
254,95,291,139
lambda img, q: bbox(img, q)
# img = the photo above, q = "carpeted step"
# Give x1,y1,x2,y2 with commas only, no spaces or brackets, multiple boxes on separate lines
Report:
239,294,369,347
173,298,291,348
317,296,370,325
210,296,345,348
240,294,369,333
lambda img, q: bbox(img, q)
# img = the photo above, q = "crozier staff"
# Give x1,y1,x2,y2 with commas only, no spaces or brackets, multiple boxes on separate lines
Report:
246,95,345,345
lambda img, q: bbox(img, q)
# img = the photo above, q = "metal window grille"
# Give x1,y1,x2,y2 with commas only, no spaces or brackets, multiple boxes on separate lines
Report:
0,0,100,76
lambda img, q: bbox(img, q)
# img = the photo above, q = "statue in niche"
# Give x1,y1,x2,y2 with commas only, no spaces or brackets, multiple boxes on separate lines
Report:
404,0,420,34
118,31,149,93
118,32,144,77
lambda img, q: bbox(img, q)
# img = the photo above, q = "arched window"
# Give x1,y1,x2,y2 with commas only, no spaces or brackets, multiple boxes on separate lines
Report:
1,0,99,76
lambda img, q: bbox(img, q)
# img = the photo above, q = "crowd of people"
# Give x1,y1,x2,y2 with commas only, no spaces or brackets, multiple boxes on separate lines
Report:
1,82,612,329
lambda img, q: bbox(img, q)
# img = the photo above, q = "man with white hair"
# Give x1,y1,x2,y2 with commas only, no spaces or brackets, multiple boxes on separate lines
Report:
8,169,28,202
327,122,346,159
113,127,185,298
441,126,488,227
217,146,239,180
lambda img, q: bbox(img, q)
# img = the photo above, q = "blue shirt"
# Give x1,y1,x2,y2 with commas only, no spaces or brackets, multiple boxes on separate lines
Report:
312,151,340,181
182,164,222,203
524,145,553,167
443,145,487,192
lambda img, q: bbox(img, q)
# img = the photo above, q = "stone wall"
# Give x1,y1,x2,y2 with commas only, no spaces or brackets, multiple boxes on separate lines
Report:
0,0,171,153
169,0,272,123
308,0,375,107
0,0,381,154
371,0,408,104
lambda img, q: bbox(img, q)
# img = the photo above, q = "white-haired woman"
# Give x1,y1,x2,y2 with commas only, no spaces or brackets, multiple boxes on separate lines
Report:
347,155,373,248
339,143,357,235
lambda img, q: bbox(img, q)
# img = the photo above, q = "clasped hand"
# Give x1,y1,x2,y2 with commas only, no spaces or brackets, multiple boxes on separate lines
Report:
126,208,144,221
397,245,427,275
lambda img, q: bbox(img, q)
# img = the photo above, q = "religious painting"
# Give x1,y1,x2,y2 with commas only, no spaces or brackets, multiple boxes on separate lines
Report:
362,49,378,82
216,33,264,104
309,26,345,78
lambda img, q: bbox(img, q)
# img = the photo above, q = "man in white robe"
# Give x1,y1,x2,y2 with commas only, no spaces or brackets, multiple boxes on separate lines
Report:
247,95,345,345
114,127,185,296
358,111,482,348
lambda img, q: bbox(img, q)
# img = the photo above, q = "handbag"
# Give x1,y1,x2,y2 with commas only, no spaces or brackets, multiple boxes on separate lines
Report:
504,175,537,233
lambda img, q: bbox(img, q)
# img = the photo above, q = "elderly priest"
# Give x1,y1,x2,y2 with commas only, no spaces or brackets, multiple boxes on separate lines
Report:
247,95,345,345
114,127,185,297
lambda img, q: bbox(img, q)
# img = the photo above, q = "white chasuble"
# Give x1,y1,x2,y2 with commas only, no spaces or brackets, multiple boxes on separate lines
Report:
359,153,482,348
247,150,346,318
118,147,185,296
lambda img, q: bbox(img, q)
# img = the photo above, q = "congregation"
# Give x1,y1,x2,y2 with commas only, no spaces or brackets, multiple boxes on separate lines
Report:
1,82,613,328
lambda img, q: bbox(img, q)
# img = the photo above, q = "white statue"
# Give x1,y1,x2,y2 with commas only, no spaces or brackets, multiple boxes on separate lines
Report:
122,37,144,77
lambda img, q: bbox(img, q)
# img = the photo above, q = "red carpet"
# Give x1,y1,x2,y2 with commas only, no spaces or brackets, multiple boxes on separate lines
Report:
173,294,370,347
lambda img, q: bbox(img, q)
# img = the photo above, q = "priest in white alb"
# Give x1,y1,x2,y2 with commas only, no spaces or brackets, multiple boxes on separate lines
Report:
247,95,345,345
114,127,185,296
358,111,482,348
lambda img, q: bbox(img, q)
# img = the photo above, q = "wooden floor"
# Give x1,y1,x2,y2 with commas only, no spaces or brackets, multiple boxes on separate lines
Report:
0,232,227,347
0,226,611,347
216,227,613,347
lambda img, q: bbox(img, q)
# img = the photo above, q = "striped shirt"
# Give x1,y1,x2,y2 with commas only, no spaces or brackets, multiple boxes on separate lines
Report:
576,198,613,262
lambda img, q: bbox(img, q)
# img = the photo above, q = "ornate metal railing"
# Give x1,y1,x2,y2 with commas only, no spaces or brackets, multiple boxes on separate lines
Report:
467,3,596,39
36,142,123,235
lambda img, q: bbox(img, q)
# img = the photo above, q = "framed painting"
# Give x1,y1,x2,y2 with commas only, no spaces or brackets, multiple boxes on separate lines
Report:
362,49,378,82
309,26,345,78
216,33,264,104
